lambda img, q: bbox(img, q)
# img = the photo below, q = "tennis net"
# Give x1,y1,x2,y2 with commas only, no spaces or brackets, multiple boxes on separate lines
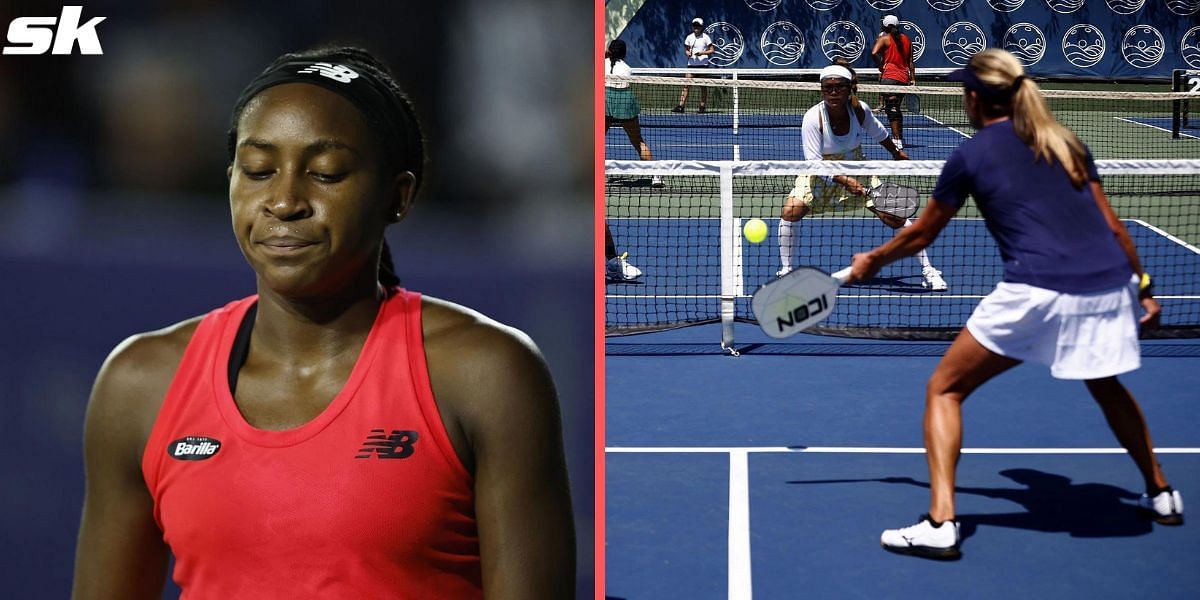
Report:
605,73,1200,162
604,159,1200,349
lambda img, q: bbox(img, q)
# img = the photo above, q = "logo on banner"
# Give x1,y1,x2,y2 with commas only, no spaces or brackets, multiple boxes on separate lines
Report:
928,0,966,11
1003,23,1046,66
1105,0,1145,14
901,21,926,62
746,0,783,11
806,0,845,10
1062,24,1106,68
822,21,867,62
1045,0,1085,13
867,0,904,9
1165,0,1199,16
987,0,1025,11
1183,27,1200,69
761,21,805,66
706,22,745,67
942,22,987,66
1121,25,1165,68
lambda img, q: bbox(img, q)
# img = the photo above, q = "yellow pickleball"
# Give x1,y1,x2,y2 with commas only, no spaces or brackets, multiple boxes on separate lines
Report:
743,218,768,244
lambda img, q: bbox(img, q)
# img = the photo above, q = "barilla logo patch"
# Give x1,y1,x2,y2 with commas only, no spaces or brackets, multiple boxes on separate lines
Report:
168,436,222,461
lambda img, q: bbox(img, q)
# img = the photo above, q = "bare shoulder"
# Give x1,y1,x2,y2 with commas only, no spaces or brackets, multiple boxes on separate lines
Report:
87,316,204,452
420,296,555,421
421,296,546,373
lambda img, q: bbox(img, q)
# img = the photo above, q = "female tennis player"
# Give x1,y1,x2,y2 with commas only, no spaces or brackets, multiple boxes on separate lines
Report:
848,49,1182,559
605,39,662,188
871,15,915,150
72,46,575,597
776,63,947,292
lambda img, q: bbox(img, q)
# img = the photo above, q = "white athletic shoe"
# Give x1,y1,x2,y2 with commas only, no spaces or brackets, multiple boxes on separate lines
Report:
922,266,948,291
881,515,961,560
775,266,793,278
651,175,665,188
606,253,643,282
1139,489,1184,525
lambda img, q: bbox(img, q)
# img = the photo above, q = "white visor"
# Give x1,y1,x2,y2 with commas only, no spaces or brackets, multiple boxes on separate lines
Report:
819,65,854,82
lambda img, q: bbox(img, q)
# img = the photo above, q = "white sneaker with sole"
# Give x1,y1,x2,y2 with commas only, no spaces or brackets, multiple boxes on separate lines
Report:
651,176,664,188
606,252,643,281
881,514,961,559
775,266,793,278
922,266,948,291
1139,489,1184,525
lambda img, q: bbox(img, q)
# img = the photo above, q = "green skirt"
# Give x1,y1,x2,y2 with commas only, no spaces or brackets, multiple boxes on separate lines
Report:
605,87,640,121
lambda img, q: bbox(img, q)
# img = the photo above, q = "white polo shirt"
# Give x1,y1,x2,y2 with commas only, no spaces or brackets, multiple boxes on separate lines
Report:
685,32,713,66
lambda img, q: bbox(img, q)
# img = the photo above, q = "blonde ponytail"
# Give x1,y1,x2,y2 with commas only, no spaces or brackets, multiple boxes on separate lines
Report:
969,49,1089,188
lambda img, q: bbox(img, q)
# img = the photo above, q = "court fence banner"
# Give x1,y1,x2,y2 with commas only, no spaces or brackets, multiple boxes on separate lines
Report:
609,0,1200,80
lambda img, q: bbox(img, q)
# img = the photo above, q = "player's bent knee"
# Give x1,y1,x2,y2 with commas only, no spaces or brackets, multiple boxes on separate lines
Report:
781,200,809,221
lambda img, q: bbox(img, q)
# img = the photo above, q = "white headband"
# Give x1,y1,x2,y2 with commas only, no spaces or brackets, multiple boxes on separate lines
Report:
819,65,853,82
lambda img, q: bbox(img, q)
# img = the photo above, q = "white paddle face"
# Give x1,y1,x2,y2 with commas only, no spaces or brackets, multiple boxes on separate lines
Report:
751,267,841,339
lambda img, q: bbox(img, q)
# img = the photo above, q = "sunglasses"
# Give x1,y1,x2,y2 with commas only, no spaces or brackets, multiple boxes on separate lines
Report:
820,83,851,94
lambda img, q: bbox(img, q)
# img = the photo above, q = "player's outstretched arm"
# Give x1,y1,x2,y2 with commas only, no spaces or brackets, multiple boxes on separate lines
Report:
72,326,194,599
423,300,576,599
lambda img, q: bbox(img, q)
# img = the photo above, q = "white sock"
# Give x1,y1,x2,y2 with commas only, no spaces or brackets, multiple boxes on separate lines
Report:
902,219,934,270
778,218,799,270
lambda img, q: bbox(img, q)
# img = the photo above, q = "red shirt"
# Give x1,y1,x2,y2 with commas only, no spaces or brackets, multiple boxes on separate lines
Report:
881,33,912,83
142,290,482,599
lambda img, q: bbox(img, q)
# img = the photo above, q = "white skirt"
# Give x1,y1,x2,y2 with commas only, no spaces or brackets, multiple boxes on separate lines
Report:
966,275,1141,380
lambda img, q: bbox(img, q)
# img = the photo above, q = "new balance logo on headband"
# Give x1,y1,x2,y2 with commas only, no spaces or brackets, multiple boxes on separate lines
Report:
3,6,105,55
297,62,360,83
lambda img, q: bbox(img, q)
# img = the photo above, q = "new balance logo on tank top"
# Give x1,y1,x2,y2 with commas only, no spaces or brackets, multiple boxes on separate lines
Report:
141,289,482,599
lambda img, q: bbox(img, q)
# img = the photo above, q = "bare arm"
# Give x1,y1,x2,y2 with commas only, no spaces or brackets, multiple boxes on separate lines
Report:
848,197,958,282
424,303,575,599
906,44,916,82
1090,180,1160,326
871,35,888,70
72,326,194,599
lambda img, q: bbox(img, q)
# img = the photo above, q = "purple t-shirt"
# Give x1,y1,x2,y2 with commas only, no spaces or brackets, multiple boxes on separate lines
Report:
931,120,1131,293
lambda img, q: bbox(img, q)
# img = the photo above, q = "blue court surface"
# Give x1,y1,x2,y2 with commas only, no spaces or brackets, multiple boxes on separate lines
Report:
605,324,1200,598
1122,117,1199,140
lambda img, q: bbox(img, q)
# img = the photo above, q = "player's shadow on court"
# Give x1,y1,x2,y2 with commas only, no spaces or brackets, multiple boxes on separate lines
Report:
606,177,663,189
787,468,1151,539
848,275,932,293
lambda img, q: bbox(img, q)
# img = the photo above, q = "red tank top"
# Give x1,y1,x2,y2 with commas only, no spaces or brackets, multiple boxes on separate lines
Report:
881,33,911,83
141,290,482,599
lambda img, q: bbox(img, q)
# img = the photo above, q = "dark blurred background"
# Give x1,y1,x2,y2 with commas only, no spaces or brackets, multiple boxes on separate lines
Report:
0,1,594,597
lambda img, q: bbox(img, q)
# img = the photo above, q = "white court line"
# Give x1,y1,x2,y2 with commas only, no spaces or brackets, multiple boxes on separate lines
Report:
1114,116,1200,140
728,451,752,600
913,112,972,140
606,446,1200,454
1129,218,1200,256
